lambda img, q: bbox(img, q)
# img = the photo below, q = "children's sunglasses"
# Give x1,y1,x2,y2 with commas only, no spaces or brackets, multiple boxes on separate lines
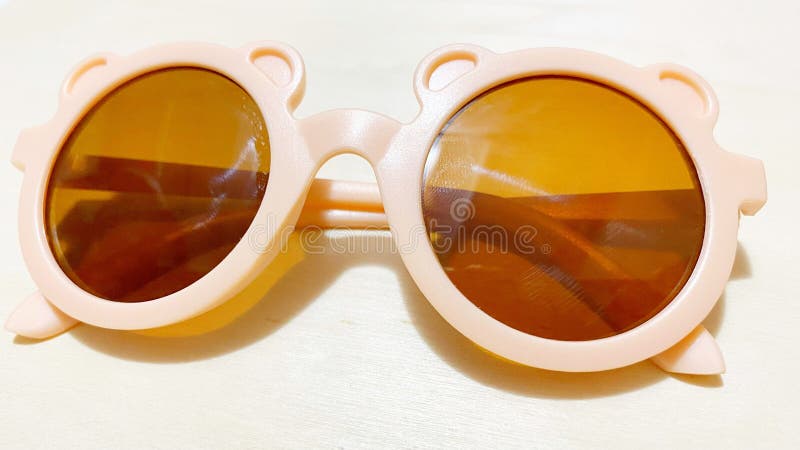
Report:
6,42,766,375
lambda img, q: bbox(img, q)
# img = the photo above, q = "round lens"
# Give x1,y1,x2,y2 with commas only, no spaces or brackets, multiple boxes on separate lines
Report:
422,76,704,341
45,68,270,302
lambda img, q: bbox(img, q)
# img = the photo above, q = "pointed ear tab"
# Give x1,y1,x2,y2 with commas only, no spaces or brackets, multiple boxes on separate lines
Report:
648,63,719,123
6,291,79,340
61,53,115,100
244,41,305,110
415,44,493,100
651,325,725,375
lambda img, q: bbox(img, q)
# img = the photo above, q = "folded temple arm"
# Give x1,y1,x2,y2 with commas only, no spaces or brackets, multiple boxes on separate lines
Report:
7,157,725,375
299,178,387,228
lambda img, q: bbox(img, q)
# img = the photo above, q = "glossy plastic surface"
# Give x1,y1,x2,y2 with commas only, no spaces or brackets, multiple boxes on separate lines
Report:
7,42,767,374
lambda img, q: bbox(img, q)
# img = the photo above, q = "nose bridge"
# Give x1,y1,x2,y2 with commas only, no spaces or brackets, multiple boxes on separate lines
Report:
293,109,400,230
297,109,401,167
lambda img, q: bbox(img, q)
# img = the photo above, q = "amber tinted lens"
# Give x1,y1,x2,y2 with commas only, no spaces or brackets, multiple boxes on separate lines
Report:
45,68,270,302
422,76,704,341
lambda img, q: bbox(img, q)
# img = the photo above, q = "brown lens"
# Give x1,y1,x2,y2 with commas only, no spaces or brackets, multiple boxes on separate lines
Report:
45,68,270,302
422,76,704,341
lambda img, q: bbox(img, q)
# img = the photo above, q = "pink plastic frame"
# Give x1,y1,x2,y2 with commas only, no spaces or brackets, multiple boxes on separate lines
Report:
6,42,766,375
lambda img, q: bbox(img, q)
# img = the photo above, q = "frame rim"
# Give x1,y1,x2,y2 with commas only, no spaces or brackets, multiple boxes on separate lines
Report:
15,42,312,329
11,42,766,372
379,45,756,371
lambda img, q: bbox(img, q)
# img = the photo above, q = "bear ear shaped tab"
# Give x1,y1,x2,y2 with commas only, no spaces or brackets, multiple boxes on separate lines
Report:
61,53,115,101
243,41,306,111
425,52,477,91
648,63,719,124
414,44,493,102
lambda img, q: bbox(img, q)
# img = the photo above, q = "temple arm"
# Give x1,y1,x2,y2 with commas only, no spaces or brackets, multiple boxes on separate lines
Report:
10,156,724,375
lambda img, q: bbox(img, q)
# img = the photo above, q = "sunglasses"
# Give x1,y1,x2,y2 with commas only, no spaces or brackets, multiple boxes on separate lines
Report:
6,42,766,375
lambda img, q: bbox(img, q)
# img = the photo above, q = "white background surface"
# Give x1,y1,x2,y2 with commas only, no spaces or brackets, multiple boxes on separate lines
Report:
0,0,797,448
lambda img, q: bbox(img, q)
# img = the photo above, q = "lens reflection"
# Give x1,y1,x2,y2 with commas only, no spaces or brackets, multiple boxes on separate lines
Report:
45,68,270,302
422,76,705,341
